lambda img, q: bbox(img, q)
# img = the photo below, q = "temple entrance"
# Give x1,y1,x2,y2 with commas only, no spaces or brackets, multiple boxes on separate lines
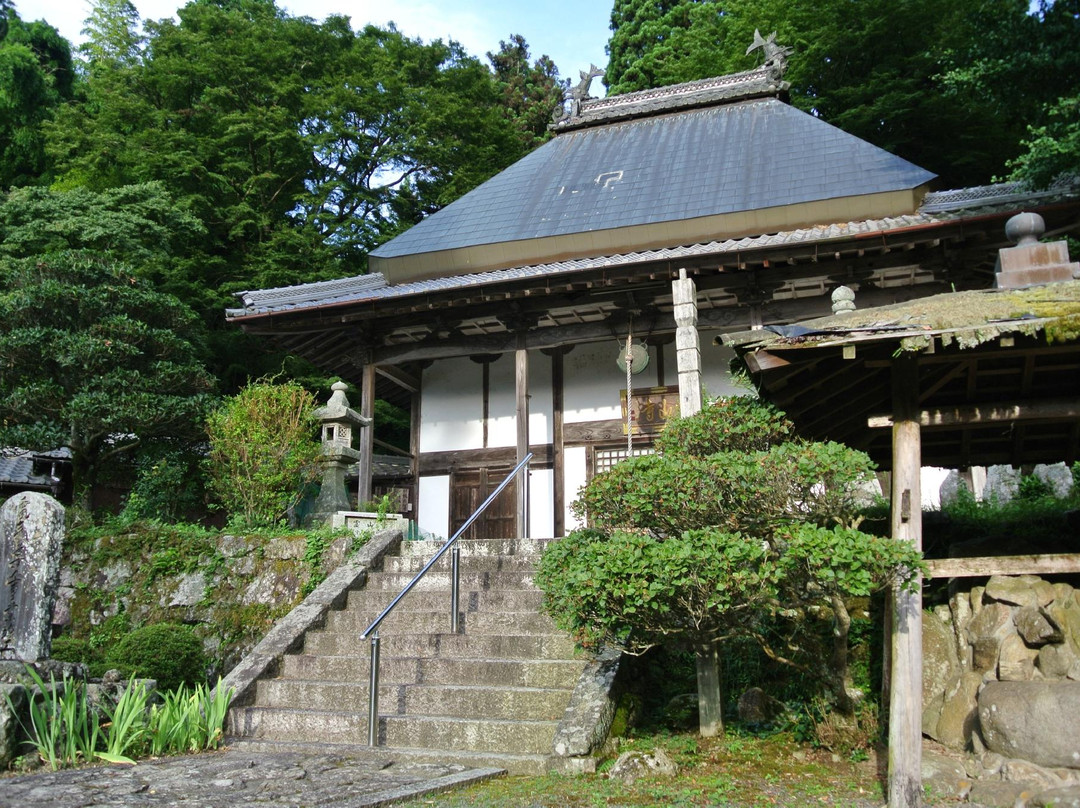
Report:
450,467,517,539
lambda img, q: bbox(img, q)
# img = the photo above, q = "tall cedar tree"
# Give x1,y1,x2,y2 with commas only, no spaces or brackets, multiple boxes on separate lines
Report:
0,7,74,188
487,34,567,152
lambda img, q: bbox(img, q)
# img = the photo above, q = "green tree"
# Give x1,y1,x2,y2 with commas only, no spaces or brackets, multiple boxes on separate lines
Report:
602,0,1078,187
0,7,75,187
538,397,922,734
0,251,216,505
487,34,566,152
205,379,322,527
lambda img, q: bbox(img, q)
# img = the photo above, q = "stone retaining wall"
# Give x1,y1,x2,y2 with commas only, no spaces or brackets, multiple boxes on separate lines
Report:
923,574,1080,779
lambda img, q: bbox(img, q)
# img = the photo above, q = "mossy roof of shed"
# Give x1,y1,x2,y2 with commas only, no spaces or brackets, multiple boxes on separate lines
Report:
723,280,1080,355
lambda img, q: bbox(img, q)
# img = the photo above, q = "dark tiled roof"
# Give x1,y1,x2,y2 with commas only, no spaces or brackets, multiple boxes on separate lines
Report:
0,448,70,490
369,98,935,263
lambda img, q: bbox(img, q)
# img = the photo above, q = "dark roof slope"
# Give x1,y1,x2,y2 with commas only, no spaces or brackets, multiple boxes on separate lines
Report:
369,97,935,279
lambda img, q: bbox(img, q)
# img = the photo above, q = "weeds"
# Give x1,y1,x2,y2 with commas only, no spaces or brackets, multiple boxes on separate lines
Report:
4,666,233,771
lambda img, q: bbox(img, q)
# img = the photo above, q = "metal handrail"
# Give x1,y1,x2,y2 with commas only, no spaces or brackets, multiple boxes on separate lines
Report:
360,452,533,745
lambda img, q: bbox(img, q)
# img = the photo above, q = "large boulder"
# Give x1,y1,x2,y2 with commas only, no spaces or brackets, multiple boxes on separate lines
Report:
979,681,1080,769
923,612,961,736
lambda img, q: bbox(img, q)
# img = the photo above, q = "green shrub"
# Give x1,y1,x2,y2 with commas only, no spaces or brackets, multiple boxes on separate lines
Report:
104,623,206,691
49,636,101,668
205,379,322,527
654,396,792,455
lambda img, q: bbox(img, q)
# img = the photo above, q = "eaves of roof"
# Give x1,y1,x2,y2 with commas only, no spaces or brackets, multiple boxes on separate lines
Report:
226,182,1079,323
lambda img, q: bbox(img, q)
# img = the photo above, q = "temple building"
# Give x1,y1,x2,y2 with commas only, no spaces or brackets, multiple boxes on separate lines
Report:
226,53,1080,540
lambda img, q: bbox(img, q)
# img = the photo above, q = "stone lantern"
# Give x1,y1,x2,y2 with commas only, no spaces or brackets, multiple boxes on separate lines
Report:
309,381,370,524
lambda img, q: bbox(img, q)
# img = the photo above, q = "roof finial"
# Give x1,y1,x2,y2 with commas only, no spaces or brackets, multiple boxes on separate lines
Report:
553,64,604,124
746,29,792,81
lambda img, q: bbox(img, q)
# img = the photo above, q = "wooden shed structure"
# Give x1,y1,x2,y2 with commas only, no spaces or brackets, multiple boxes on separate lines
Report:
723,256,1080,806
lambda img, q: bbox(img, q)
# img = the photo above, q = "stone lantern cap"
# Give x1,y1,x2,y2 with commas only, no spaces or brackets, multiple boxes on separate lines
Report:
314,382,370,450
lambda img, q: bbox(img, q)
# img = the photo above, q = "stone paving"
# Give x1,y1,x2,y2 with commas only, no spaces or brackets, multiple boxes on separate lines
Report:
0,749,504,808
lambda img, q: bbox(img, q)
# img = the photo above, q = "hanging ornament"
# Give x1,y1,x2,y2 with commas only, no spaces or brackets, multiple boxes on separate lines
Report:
615,341,650,374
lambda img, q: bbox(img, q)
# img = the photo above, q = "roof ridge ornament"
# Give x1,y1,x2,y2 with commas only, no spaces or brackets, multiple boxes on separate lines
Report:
553,64,604,125
746,29,793,82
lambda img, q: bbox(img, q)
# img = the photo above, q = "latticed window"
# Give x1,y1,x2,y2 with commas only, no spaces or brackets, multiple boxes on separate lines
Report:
592,446,653,475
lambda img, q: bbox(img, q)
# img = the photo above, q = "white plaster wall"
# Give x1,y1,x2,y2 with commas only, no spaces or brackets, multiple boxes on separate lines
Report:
419,357,483,452
564,445,588,534
487,352,553,447
564,340,628,423
528,468,554,538
417,475,450,539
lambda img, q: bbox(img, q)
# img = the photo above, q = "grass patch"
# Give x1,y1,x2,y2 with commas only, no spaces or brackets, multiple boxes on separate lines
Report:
395,730,883,807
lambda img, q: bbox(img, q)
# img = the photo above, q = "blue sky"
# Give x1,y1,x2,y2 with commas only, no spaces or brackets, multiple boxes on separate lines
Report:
14,0,613,87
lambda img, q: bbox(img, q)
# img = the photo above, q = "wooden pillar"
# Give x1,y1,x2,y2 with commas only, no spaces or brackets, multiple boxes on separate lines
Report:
357,363,376,507
552,348,565,538
515,336,530,538
409,367,422,527
672,268,703,416
888,352,923,808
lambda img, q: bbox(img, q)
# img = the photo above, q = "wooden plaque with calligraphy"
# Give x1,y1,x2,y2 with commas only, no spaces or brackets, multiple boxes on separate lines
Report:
620,385,680,435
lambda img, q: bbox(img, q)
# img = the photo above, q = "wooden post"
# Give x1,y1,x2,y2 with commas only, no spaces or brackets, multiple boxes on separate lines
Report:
515,336,530,538
552,348,565,538
888,352,923,808
357,363,376,507
695,642,723,737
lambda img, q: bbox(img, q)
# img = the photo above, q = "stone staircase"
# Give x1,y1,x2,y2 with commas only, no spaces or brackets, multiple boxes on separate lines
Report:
226,537,592,774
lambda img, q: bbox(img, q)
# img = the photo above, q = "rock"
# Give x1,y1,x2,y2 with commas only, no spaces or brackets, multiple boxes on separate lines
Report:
935,671,984,749
0,683,27,768
1034,463,1073,500
979,681,1080,768
939,471,971,507
607,748,678,784
0,493,66,661
265,537,305,560
986,575,1043,609
998,634,1039,681
1038,643,1079,679
1001,757,1066,790
969,779,1035,808
1047,589,1080,658
969,602,1015,672
163,572,207,608
950,588,974,668
1029,786,1080,807
662,693,698,730
737,687,784,724
921,750,971,802
984,465,1021,504
1016,607,1064,647
924,611,961,708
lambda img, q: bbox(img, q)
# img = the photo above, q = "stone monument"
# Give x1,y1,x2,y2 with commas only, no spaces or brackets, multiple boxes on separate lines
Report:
0,492,65,662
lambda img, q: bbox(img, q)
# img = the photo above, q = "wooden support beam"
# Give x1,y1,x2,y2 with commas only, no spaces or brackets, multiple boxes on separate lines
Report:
552,349,565,538
926,553,1080,578
375,365,420,393
515,336,529,539
357,363,376,507
868,398,1080,429
888,352,923,808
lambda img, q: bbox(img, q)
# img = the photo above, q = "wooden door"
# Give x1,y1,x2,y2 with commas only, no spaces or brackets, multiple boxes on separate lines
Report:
450,468,517,539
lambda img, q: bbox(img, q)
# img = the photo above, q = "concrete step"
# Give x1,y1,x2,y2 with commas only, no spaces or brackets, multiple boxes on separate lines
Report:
279,654,584,689
326,608,560,637
304,630,578,660
255,680,571,721
363,570,536,591
382,714,558,756
398,539,554,558
381,554,540,574
345,587,545,613
224,737,578,777
230,706,557,756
